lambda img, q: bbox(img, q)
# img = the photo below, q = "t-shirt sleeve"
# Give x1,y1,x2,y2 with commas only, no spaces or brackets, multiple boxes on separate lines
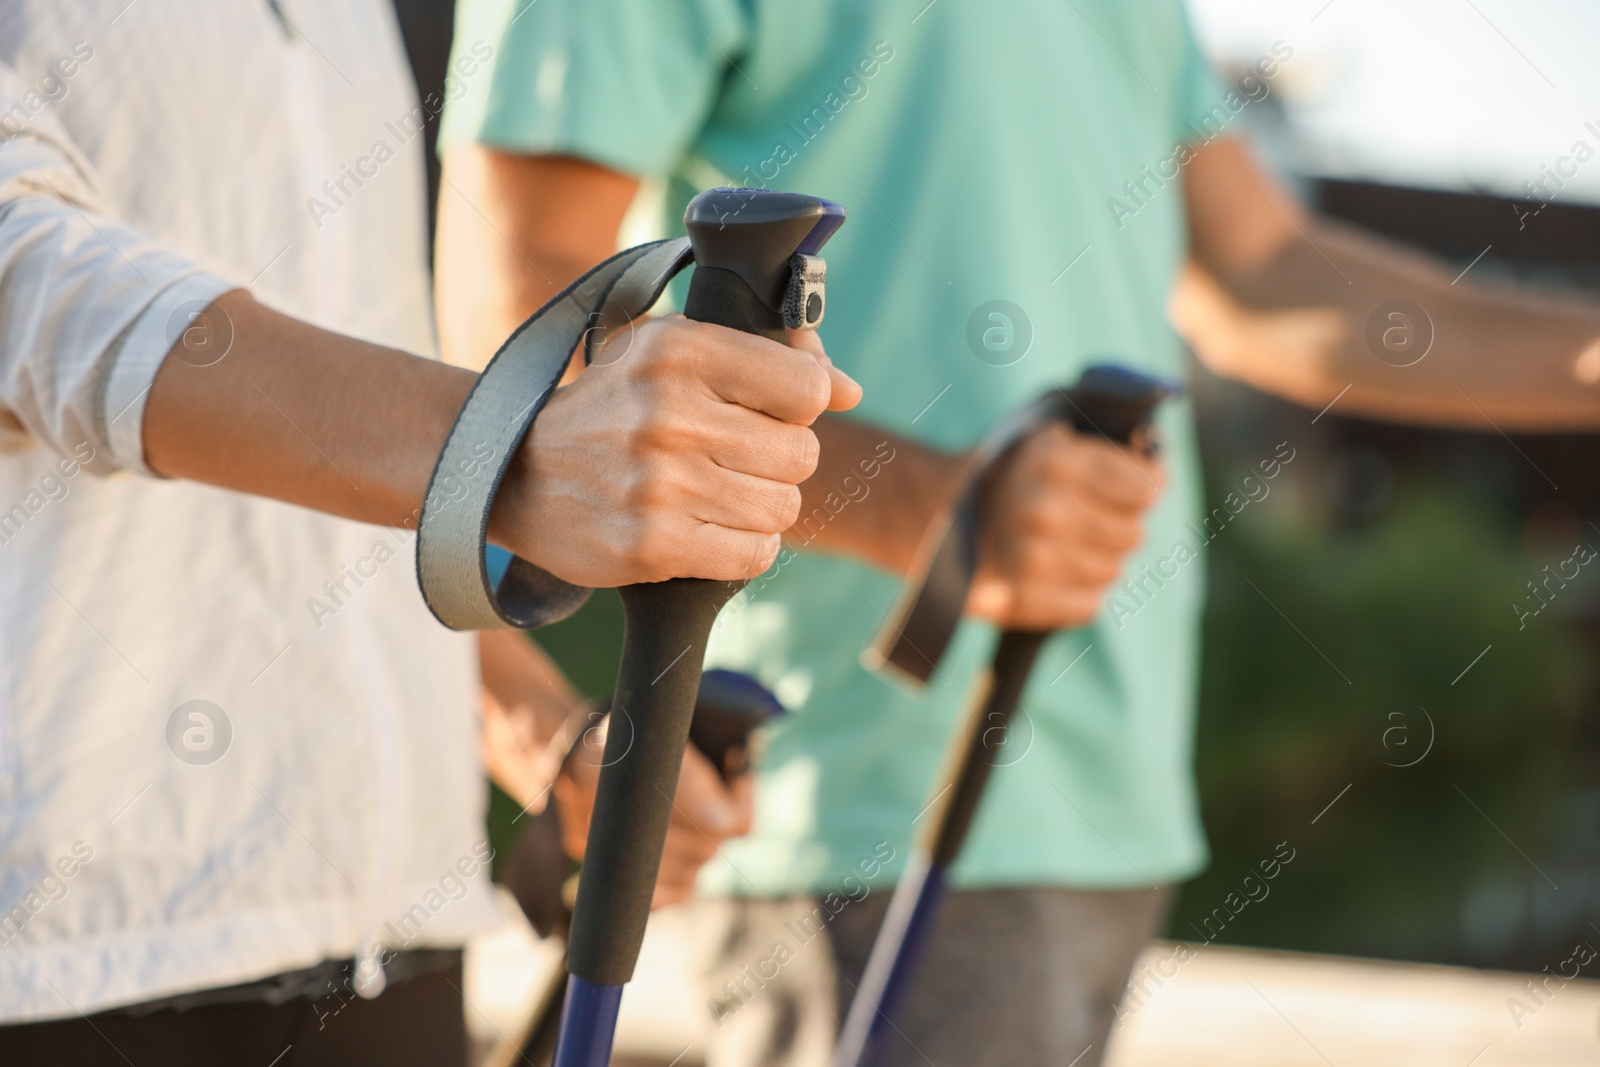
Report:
1173,6,1234,146
0,57,234,476
441,0,750,180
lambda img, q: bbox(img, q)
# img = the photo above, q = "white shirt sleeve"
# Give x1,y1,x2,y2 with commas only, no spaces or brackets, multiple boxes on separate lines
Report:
0,59,234,476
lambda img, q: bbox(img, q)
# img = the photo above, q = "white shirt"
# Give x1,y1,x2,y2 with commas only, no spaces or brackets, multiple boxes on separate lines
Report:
0,0,498,1022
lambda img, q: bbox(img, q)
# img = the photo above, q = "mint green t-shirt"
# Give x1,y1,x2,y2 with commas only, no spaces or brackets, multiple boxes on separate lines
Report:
445,0,1232,894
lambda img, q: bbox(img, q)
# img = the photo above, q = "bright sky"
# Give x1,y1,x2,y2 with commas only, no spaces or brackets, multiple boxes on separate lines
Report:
1185,0,1600,206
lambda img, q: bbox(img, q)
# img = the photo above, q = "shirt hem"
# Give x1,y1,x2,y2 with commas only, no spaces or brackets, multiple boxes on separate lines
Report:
0,892,500,1025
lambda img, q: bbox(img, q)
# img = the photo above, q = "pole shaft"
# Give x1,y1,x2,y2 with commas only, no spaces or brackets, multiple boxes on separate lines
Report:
928,629,1048,866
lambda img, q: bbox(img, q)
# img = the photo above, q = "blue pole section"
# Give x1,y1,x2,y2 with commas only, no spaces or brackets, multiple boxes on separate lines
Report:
550,977,624,1067
832,852,948,1067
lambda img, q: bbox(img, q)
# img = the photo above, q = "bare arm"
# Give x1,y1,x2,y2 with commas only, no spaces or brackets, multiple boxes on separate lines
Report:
782,401,955,577
435,149,640,371
145,289,475,531
1177,138,1600,429
791,407,1163,629
143,287,834,586
478,630,586,809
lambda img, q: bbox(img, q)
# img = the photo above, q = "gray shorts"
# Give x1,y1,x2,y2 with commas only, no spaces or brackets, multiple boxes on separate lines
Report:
689,884,1172,1067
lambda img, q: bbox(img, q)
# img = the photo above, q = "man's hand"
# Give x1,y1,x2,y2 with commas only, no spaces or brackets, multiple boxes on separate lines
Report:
553,717,754,909
775,407,1164,633
487,313,860,587
965,425,1166,631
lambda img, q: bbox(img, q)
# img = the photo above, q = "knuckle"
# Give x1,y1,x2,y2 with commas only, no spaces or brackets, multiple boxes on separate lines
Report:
635,408,694,455
1017,540,1056,576
748,534,780,577
1034,424,1072,457
1040,445,1078,479
1087,449,1121,483
1072,551,1113,586
1097,525,1129,555
773,484,803,531
789,427,821,479
792,360,831,420
623,467,670,516
620,512,674,579
1059,445,1092,483
640,317,696,375
1093,554,1123,584
649,313,691,346
1123,466,1157,497
1019,502,1056,536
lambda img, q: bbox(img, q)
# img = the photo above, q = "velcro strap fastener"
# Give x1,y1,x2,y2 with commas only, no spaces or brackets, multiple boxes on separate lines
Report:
783,253,826,330
416,237,693,631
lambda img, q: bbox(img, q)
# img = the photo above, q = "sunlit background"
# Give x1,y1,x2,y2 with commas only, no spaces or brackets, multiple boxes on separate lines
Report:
1179,0,1600,973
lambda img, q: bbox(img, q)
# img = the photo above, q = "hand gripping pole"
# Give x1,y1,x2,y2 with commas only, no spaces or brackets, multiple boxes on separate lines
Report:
496,670,786,1067
551,189,844,1067
416,187,843,1067
834,365,1179,1067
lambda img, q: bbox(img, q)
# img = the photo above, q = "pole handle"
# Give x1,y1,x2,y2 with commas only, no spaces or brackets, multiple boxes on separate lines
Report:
563,190,843,989
565,576,735,985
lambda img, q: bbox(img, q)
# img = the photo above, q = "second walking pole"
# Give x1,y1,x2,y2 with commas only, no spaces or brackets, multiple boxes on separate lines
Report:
834,364,1178,1067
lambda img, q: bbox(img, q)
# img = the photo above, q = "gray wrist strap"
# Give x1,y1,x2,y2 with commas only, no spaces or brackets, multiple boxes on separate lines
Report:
416,237,694,631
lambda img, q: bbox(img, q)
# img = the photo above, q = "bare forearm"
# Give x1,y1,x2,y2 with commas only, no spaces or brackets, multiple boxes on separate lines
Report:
435,147,638,370
1190,219,1600,429
144,289,477,528
480,631,583,741
787,414,958,576
479,630,589,811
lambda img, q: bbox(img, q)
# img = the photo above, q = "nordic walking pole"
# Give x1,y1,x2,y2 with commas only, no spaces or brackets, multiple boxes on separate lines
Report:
494,670,785,1067
834,366,1177,1067
550,189,844,1067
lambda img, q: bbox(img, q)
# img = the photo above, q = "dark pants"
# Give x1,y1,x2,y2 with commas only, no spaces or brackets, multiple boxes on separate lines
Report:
0,954,467,1067
694,885,1173,1067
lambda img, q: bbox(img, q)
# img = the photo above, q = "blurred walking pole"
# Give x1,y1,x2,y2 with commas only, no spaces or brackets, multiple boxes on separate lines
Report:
837,366,1178,1067
486,671,784,1067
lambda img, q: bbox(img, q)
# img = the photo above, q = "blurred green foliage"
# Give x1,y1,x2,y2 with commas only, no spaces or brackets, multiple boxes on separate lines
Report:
1175,480,1592,965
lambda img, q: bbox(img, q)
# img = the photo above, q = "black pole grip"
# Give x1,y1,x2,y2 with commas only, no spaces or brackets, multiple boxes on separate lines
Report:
564,189,843,988
679,265,785,341
566,578,735,985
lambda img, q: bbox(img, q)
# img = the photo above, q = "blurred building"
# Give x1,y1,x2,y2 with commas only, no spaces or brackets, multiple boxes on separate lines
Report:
1181,0,1600,973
